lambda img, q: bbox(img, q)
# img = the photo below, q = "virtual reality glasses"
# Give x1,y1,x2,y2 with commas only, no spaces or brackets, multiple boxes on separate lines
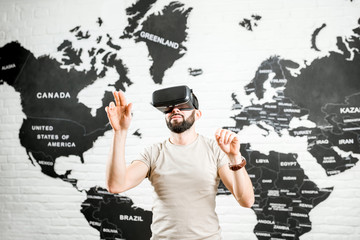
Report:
152,85,199,114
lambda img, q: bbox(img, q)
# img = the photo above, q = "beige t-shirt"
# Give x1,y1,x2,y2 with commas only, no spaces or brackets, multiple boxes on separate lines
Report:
136,134,228,240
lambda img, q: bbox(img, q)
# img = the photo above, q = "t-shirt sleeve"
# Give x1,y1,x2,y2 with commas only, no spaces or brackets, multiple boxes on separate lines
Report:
131,146,152,178
210,139,229,169
217,150,229,169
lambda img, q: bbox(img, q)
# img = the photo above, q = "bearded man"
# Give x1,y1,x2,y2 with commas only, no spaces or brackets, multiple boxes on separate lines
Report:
105,86,254,240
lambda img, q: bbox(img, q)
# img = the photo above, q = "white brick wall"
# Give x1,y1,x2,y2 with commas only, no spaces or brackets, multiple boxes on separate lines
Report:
1,0,360,239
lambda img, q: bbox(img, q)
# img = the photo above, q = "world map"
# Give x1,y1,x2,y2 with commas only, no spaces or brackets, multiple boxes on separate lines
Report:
1,1,359,239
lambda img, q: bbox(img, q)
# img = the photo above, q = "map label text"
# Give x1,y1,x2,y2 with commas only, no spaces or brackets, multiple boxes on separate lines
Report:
36,92,71,99
340,107,360,114
2,63,16,70
119,214,144,222
140,31,179,49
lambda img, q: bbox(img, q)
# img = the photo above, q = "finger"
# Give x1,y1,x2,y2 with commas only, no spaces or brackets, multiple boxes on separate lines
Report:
113,91,120,106
125,103,133,117
109,101,115,108
224,131,232,144
228,133,237,145
118,91,127,106
219,129,227,144
105,106,111,120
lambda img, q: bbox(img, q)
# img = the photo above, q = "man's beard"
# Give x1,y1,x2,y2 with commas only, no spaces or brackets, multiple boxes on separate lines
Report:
166,110,196,133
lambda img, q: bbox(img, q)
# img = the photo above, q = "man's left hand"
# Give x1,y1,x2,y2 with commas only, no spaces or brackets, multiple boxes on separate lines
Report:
215,128,241,157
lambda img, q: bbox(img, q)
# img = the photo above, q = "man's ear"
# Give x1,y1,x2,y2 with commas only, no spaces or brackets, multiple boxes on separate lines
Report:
195,109,202,120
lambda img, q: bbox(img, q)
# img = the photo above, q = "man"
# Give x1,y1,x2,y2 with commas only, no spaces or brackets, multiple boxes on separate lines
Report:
105,86,254,240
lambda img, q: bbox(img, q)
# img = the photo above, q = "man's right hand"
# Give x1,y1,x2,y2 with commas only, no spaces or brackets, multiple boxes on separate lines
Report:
105,91,133,132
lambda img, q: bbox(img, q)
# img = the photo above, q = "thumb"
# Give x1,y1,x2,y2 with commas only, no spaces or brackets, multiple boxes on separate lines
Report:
215,128,222,141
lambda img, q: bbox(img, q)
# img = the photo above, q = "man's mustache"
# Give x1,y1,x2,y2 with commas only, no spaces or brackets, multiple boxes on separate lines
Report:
170,113,184,119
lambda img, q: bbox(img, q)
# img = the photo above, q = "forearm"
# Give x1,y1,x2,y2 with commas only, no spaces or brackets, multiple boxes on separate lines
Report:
106,130,128,193
228,154,255,208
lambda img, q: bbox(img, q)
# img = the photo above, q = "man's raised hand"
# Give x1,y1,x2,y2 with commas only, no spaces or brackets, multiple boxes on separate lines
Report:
105,91,133,132
215,128,241,157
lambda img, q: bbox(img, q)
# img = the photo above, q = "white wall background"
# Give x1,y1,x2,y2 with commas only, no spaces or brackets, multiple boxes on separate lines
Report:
1,0,360,239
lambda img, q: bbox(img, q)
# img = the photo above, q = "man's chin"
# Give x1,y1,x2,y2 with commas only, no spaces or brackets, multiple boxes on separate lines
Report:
172,118,183,122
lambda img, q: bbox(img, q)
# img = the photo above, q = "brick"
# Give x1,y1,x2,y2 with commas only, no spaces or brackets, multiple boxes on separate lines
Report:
0,186,19,194
32,25,47,36
0,156,8,163
68,218,89,226
18,4,35,22
0,31,5,41
34,7,49,19
50,218,69,226
0,163,14,171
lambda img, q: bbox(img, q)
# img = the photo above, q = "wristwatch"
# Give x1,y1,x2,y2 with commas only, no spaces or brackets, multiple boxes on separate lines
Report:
228,156,246,171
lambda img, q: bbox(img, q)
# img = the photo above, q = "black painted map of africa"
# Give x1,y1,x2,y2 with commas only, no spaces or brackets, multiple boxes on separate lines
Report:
218,18,360,239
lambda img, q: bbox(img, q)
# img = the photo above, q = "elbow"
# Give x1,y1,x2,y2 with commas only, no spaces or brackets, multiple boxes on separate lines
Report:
240,199,255,208
238,196,255,208
107,186,119,194
106,182,124,194
106,175,127,194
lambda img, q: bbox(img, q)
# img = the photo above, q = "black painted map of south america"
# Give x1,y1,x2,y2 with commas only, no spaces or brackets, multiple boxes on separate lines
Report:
81,187,152,240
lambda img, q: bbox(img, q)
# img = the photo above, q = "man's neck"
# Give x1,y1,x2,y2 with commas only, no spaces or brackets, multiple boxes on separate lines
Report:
169,128,198,146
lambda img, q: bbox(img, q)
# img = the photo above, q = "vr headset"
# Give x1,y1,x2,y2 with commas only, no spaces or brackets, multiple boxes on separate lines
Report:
152,85,199,114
